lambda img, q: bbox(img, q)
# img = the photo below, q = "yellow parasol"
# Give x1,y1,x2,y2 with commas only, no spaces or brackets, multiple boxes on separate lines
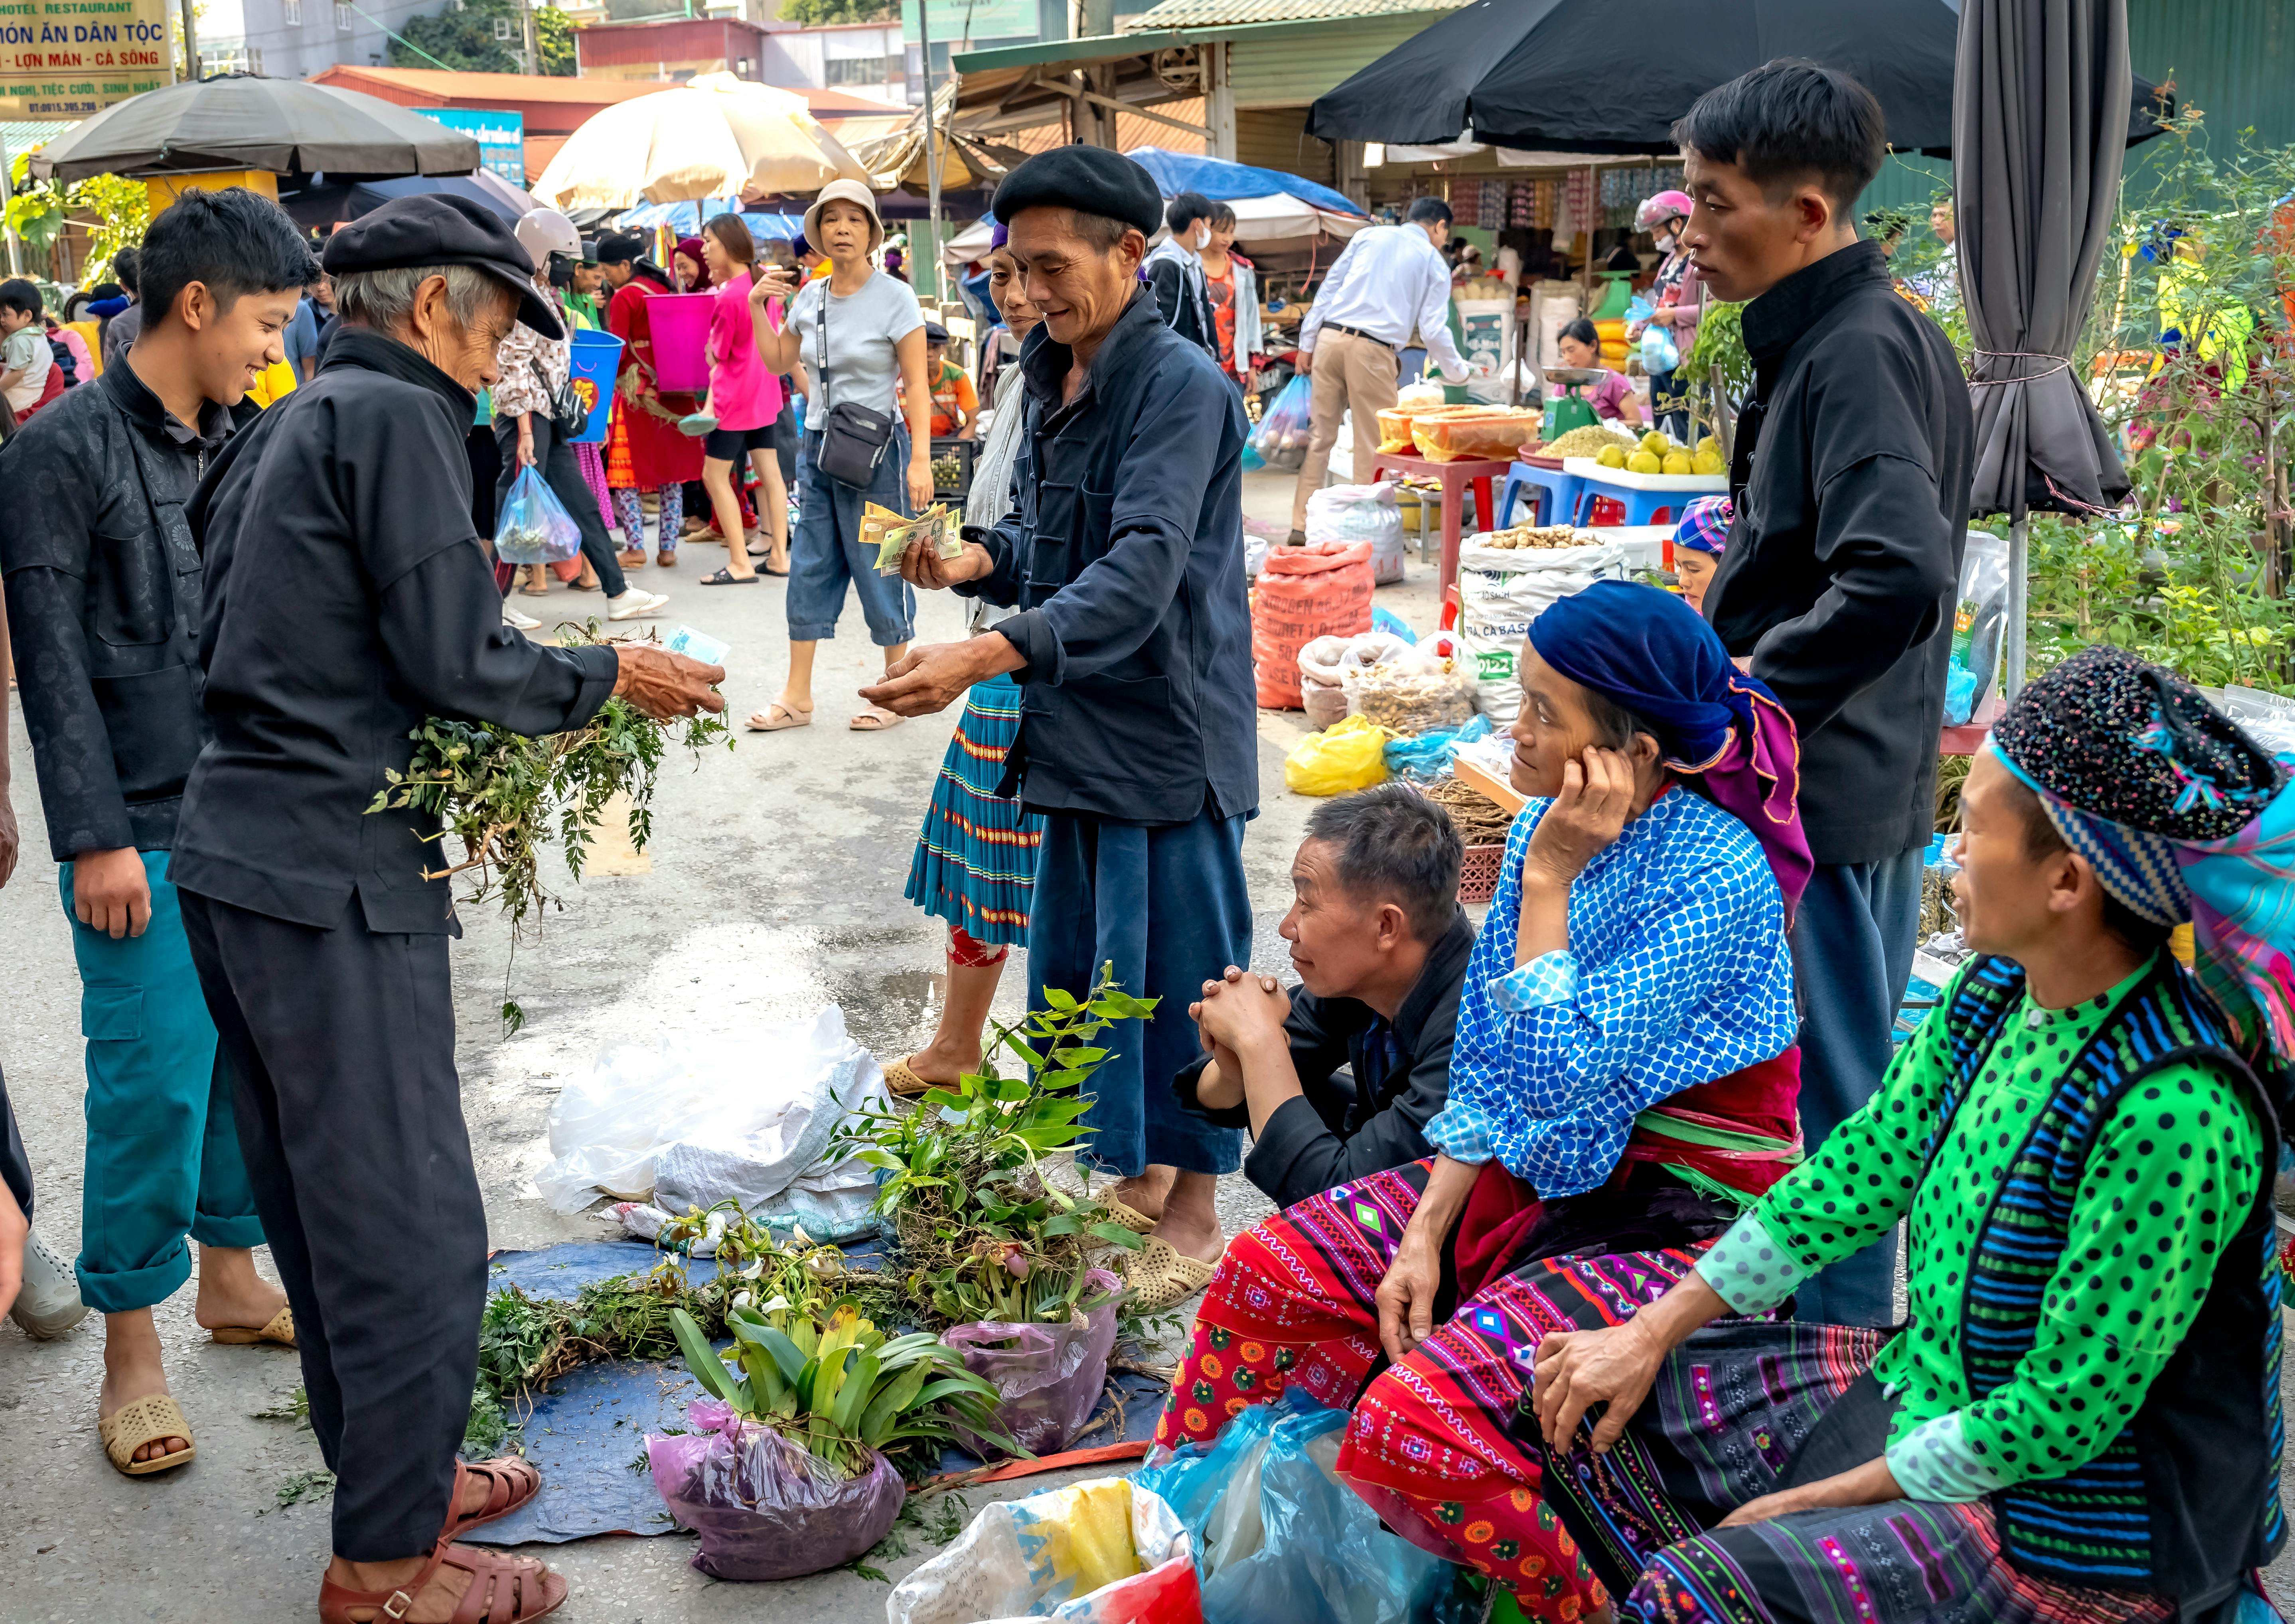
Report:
532,78,872,211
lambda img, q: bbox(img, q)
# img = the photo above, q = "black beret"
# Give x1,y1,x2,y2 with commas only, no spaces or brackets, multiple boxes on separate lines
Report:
323,194,562,340
992,145,1162,237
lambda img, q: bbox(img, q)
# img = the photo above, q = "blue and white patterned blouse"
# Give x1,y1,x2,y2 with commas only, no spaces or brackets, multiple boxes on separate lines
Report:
1426,786,1798,1196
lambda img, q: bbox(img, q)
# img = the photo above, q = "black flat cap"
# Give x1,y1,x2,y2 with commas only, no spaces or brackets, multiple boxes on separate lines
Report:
992,145,1162,237
323,194,562,340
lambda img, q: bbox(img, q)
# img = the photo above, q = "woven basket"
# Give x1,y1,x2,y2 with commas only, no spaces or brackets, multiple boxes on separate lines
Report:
1457,842,1506,905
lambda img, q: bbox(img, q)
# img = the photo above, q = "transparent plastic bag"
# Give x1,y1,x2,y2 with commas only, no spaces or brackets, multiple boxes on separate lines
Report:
1134,1393,1459,1624
1340,656,1477,735
889,1478,1201,1624
493,464,584,565
1947,530,2010,726
943,1270,1121,1457
647,1400,904,1581
1295,634,1354,730
1283,714,1389,796
1249,376,1314,473
1383,713,1491,780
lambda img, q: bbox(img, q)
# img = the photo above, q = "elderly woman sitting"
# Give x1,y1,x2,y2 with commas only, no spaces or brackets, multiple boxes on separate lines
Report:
1154,581,1810,1601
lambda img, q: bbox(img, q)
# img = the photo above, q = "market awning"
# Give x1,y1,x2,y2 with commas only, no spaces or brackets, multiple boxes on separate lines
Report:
1124,146,1363,218
31,75,481,182
948,28,1229,142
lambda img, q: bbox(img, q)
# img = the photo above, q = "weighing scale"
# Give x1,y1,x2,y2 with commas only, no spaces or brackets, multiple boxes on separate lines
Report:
1541,366,1607,438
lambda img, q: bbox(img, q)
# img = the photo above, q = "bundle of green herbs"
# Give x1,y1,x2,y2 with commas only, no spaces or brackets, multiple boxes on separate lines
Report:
835,965,1152,1332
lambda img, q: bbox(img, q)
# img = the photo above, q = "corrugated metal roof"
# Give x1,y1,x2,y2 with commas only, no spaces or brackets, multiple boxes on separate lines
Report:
1226,9,1450,106
1121,0,1462,32
2128,0,2295,149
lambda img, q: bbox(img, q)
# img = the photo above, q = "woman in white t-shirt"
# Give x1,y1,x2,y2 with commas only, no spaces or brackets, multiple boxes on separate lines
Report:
745,180,931,733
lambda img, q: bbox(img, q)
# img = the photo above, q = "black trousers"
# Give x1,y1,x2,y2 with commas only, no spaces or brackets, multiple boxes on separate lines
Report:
180,888,486,1562
0,1059,32,1222
493,410,626,598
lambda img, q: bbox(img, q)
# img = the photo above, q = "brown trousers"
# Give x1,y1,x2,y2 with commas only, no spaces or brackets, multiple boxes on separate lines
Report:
1290,328,1400,531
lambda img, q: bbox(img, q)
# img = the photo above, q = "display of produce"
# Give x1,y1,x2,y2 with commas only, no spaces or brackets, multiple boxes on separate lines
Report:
1540,424,1640,459
1409,407,1541,462
1420,777,1513,845
929,454,964,489
1476,524,1589,551
1375,407,1417,454
1340,658,1477,735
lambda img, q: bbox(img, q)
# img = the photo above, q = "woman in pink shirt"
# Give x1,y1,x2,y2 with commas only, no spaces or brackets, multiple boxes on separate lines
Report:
1553,317,1650,426
696,214,788,584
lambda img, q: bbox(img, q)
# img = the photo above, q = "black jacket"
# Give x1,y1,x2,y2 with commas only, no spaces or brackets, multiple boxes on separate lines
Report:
0,357,237,860
173,328,620,935
958,290,1257,825
1144,252,1215,357
1174,910,1473,1208
1703,241,1973,866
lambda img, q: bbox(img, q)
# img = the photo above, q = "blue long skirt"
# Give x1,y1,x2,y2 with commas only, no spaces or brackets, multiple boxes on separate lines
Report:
902,674,1044,948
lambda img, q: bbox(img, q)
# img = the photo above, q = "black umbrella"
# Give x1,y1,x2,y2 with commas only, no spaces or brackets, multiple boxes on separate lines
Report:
1954,0,2134,697
30,75,479,183
1306,0,2167,155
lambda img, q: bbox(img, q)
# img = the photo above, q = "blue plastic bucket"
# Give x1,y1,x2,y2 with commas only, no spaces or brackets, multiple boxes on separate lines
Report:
566,329,624,444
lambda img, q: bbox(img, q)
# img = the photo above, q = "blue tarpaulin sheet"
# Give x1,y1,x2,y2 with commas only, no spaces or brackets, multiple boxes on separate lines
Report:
467,1240,1164,1546
614,198,807,239
1124,146,1364,218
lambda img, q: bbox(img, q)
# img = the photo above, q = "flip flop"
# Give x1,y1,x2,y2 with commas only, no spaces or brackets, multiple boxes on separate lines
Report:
1121,1236,1222,1312
849,704,905,731
210,1304,296,1348
747,702,813,731
698,567,758,585
99,1393,196,1476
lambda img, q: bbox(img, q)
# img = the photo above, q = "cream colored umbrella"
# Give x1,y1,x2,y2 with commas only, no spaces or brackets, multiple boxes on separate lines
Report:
532,80,871,211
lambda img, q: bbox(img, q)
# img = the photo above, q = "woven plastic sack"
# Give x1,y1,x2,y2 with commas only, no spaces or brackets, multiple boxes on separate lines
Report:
1455,540,1639,723
647,1400,903,1581
493,464,583,565
1283,714,1388,797
943,1269,1121,1457
1304,483,1406,585
1251,541,1374,709
888,1477,1202,1624
1295,634,1352,729
1134,1393,1461,1624
1249,375,1313,473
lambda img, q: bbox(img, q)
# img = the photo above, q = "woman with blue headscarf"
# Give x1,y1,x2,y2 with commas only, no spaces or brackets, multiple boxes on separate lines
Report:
1152,582,1812,1612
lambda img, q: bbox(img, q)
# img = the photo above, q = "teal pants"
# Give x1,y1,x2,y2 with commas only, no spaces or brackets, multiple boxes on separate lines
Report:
62,849,264,1313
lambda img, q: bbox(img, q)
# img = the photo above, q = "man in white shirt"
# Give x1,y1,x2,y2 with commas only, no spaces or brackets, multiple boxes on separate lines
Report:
1289,197,1470,539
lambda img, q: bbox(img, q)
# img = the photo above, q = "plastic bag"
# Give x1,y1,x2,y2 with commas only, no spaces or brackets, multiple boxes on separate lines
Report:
1306,483,1408,585
1283,714,1389,796
888,1477,1201,1624
647,1400,904,1581
1383,713,1492,780
1252,542,1375,709
535,1006,887,1219
943,1269,1121,1458
1946,529,2010,726
1341,657,1477,735
1134,1393,1458,1624
1295,634,1354,729
493,465,583,565
1371,606,1417,644
1249,376,1314,473
1243,533,1267,579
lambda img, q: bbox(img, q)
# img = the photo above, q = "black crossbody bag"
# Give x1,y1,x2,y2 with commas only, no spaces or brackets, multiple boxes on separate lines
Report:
809,280,896,488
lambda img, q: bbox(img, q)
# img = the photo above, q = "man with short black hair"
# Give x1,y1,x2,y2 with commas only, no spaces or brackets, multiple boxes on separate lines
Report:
1175,782,1471,1208
1143,188,1216,355
1288,195,1469,540
869,144,1257,1316
1676,58,1973,1325
0,183,313,1480
101,244,142,369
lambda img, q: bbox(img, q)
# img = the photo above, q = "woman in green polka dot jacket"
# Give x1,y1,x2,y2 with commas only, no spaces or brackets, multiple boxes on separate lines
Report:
1512,645,2295,1624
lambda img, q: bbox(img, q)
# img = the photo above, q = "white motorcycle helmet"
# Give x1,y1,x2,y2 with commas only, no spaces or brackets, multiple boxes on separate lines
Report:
514,208,582,274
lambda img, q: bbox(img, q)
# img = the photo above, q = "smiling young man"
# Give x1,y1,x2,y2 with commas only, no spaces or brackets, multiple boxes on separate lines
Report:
1675,59,1974,1325
1176,782,1470,1208
0,185,311,1479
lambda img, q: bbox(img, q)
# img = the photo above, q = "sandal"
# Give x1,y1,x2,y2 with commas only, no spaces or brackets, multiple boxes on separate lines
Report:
1121,1236,1221,1312
446,1456,543,1541
617,548,647,570
883,1055,945,1098
849,703,905,731
319,1538,566,1624
99,1392,196,1476
1105,1199,1158,1235
746,702,812,731
698,567,758,585
657,546,677,567
211,1304,296,1348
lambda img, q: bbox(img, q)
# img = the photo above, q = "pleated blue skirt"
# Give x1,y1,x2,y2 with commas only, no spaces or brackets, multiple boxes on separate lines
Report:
902,673,1045,947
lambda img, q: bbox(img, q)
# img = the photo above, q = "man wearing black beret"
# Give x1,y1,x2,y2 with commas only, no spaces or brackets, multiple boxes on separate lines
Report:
172,194,724,1623
868,145,1256,1313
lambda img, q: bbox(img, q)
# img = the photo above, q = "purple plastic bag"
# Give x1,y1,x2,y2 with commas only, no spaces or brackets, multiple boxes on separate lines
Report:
647,1399,904,1581
942,1269,1121,1458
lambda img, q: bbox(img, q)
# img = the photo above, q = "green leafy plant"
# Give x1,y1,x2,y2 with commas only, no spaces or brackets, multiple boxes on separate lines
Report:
837,965,1152,1330
668,1300,1013,1478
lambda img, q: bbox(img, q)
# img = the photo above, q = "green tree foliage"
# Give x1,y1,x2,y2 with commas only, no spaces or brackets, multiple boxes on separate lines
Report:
391,0,576,75
775,0,898,26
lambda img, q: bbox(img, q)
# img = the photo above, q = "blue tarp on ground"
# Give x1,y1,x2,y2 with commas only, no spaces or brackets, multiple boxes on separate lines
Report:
1123,146,1364,219
467,1240,1165,1546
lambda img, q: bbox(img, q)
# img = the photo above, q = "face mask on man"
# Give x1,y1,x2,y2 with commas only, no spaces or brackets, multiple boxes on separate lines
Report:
1195,227,1212,251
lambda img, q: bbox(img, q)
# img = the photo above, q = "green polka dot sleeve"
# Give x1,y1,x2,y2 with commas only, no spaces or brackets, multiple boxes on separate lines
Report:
1947,1060,2261,1492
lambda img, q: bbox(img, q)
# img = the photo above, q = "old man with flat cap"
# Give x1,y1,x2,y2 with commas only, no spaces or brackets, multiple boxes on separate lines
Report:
172,194,723,1624
866,146,1256,1313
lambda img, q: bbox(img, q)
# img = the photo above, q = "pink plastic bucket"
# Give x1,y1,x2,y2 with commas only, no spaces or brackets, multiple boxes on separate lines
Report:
647,292,714,394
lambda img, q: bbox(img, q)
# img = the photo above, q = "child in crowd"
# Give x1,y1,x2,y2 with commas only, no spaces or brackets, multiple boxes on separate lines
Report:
1551,316,1647,424
1671,493,1729,612
0,279,54,422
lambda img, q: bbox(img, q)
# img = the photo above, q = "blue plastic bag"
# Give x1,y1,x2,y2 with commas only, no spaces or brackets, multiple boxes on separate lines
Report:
1370,606,1418,645
1134,1392,1461,1624
1383,714,1491,780
1626,294,1679,372
494,464,584,566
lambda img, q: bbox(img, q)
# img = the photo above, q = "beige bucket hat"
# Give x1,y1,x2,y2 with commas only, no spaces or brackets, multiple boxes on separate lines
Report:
803,178,885,256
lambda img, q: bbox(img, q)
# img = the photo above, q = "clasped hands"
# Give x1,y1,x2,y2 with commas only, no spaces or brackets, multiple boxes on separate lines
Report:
1187,965,1292,1108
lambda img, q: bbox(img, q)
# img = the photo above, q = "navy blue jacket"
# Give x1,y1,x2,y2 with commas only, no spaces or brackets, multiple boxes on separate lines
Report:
959,289,1257,826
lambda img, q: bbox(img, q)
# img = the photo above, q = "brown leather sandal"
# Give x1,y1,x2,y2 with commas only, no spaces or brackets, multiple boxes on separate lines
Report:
446,1456,542,1540
319,1539,566,1624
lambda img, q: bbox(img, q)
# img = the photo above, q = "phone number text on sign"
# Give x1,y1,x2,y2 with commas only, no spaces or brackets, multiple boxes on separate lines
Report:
0,0,170,120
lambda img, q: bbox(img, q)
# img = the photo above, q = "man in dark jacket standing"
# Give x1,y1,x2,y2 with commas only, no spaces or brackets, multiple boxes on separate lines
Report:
0,187,311,1475
1680,61,1973,1324
174,196,722,1621
870,147,1257,1315
1143,189,1216,357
